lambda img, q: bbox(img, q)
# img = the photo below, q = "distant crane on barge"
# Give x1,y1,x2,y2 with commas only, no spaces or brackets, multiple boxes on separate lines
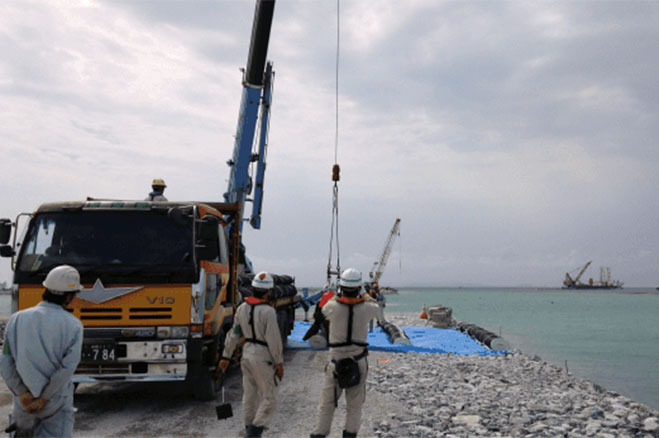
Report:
369,218,401,293
563,261,623,289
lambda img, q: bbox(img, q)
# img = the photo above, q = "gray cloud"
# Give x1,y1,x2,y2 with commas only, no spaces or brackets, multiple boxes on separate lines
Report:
1,0,658,288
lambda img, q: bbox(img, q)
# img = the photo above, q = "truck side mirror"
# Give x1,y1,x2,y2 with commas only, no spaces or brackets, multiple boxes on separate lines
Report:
0,245,14,258
198,216,219,241
0,219,11,245
196,216,219,261
167,207,192,226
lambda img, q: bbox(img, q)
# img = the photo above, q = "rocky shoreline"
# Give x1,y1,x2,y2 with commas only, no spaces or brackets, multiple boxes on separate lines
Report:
367,313,658,437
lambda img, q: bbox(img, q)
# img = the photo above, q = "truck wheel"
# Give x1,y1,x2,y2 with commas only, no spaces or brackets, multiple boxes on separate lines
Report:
277,309,288,347
192,334,224,401
192,367,219,401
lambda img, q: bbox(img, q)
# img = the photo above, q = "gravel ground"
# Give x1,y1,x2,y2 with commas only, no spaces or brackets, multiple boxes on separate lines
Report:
0,313,656,437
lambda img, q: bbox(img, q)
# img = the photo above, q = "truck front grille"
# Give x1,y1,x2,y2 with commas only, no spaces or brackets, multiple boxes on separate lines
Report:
129,307,173,320
80,308,122,321
77,307,175,322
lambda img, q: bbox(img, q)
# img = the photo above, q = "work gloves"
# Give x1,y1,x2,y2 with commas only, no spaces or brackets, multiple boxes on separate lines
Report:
18,392,47,413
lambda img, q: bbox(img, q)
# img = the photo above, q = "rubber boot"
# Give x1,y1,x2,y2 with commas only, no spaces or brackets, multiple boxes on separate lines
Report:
246,425,264,438
342,430,357,438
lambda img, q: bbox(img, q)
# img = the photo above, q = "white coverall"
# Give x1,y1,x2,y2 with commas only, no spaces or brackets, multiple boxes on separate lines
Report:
0,301,83,437
312,297,379,437
222,300,283,429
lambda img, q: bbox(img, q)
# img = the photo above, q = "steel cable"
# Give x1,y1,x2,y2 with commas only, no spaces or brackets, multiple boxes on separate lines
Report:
326,0,341,284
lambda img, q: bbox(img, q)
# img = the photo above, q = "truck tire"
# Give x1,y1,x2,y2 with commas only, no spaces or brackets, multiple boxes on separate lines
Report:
191,334,223,401
192,366,220,401
277,308,289,348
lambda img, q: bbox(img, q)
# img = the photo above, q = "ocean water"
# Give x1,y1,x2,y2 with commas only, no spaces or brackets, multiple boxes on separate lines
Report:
1,288,657,410
383,287,659,410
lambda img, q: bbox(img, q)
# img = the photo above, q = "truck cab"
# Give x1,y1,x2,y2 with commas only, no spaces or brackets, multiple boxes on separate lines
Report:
2,200,244,399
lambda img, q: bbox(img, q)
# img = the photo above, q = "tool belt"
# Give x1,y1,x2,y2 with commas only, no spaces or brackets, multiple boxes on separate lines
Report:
332,349,367,389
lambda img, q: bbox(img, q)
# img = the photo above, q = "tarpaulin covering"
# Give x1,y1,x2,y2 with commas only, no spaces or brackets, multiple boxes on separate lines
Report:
287,321,506,356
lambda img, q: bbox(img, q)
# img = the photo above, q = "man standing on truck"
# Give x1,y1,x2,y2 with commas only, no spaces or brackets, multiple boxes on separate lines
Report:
218,272,284,438
0,265,84,437
145,177,168,201
310,268,379,438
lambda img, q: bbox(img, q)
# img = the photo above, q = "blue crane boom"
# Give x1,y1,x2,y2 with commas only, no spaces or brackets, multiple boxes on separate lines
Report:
224,0,275,231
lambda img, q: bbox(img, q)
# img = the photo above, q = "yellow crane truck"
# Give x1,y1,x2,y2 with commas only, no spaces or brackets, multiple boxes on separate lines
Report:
0,0,297,400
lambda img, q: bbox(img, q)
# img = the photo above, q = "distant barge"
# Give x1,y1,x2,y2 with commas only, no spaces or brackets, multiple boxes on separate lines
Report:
563,283,623,290
562,261,623,289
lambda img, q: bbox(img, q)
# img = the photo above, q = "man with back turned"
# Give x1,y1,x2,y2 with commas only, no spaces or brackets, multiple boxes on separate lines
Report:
0,265,83,437
218,272,284,438
310,268,379,438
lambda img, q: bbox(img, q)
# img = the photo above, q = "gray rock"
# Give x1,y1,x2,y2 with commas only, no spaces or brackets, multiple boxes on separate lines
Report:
581,406,604,419
413,424,432,434
601,418,621,428
511,415,533,426
643,416,658,432
528,422,548,433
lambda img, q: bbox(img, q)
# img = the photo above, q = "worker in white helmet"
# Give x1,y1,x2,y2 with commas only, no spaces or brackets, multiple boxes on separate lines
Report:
0,265,84,437
145,178,168,201
310,268,379,438
218,272,284,438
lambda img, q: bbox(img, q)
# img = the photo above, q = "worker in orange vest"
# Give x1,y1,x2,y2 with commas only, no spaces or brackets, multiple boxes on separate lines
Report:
303,287,335,347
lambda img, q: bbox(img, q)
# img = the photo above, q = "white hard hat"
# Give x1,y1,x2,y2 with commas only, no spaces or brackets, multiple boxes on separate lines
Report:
339,268,362,288
42,265,83,294
251,272,274,290
152,178,167,188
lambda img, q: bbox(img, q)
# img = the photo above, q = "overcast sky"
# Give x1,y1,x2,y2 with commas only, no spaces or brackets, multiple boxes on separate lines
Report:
1,0,658,288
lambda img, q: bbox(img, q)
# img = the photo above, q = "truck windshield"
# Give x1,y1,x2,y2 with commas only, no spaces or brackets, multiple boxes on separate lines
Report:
15,210,196,284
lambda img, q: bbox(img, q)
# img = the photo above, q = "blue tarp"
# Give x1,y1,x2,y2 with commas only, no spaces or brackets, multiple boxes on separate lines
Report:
288,321,505,356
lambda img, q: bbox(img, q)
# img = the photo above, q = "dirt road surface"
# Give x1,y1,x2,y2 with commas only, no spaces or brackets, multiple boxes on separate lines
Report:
0,349,399,437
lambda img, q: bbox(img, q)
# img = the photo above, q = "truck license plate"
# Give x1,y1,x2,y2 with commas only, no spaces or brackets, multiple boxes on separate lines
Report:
82,343,116,362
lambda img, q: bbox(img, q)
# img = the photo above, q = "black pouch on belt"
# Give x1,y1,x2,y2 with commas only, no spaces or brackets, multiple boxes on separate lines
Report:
333,357,360,389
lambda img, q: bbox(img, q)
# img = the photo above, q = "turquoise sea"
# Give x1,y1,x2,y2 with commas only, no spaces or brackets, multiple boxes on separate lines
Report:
1,288,657,410
383,287,659,410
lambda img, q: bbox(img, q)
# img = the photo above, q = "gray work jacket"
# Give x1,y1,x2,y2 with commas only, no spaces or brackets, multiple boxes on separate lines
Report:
0,302,83,399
